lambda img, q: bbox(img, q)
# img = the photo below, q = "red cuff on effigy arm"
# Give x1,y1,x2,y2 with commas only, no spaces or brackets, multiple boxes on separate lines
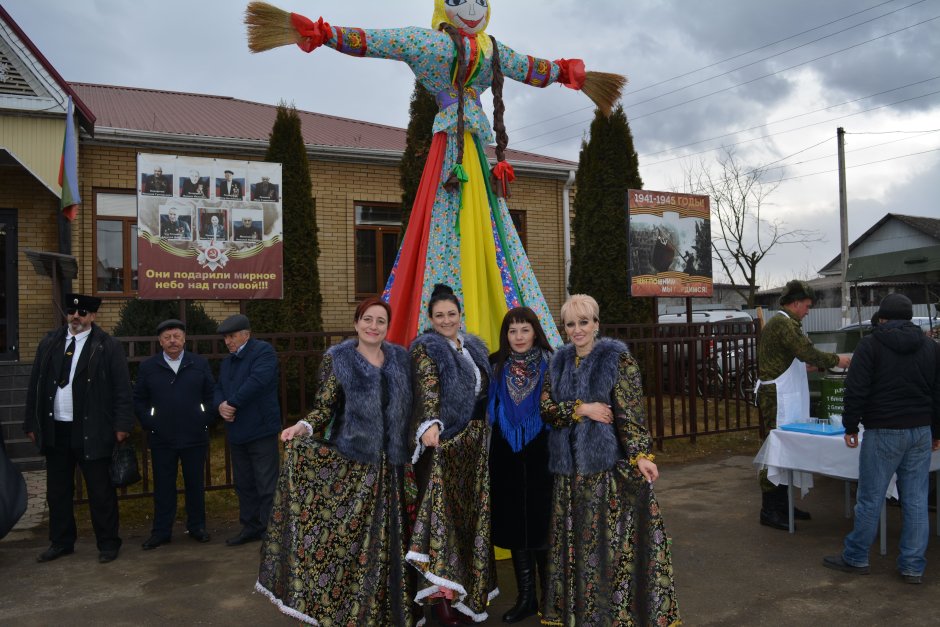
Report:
290,14,332,53
554,58,586,90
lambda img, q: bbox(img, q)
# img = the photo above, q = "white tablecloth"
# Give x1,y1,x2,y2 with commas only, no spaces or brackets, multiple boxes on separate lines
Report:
753,428,940,498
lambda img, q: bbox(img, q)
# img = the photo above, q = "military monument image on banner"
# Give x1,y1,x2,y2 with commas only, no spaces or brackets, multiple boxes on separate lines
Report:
627,189,712,297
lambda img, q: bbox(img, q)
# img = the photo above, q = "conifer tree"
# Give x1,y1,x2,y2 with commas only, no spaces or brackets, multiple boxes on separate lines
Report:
246,103,323,333
568,105,649,324
399,81,438,236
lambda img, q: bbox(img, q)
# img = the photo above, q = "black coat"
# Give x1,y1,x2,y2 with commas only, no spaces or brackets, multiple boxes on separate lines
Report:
843,320,940,437
23,324,135,461
133,351,216,449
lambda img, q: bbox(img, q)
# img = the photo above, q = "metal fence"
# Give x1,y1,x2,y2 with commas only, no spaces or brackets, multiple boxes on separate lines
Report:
745,305,937,333
105,323,760,501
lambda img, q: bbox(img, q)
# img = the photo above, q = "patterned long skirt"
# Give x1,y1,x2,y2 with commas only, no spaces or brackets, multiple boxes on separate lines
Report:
541,460,681,627
407,420,499,622
256,438,415,626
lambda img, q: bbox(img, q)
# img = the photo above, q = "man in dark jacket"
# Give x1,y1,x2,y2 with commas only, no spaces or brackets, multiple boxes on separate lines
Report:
824,294,940,583
23,294,134,564
213,314,281,546
133,319,216,550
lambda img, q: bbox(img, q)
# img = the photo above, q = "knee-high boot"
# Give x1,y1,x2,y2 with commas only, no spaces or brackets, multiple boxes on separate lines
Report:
503,550,538,623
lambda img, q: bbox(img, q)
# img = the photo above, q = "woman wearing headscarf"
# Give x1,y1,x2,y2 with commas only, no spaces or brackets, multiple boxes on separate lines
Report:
256,297,416,625
540,294,680,627
408,283,495,625
487,307,554,623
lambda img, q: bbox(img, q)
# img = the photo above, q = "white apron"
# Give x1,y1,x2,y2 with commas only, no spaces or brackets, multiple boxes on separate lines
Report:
754,311,810,426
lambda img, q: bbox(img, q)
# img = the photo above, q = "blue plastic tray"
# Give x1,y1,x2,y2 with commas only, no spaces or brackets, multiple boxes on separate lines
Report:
779,422,845,436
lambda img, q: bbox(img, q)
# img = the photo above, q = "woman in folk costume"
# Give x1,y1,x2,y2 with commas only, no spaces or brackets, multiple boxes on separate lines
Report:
487,307,554,623
256,298,417,626
245,0,624,349
408,284,495,625
540,294,680,627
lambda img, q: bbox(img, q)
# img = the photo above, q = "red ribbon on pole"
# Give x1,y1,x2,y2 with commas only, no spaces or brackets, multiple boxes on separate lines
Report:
290,14,332,53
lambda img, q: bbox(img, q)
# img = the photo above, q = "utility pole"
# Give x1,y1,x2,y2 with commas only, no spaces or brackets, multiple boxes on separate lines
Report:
837,127,850,328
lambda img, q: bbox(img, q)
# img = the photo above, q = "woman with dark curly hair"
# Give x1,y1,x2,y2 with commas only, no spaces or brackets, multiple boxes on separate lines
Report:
407,284,496,626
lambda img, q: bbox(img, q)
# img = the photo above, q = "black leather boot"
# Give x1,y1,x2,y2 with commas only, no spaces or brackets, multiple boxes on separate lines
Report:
759,490,789,530
503,550,538,623
775,484,811,520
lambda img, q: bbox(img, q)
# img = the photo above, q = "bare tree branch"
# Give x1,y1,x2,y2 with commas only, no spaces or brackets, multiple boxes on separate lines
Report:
682,147,824,306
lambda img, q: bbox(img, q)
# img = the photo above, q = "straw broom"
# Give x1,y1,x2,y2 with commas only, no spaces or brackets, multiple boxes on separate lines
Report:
245,2,300,53
245,1,627,114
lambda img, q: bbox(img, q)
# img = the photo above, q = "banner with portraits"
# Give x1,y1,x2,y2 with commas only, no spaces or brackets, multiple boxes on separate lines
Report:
136,153,283,300
626,189,713,297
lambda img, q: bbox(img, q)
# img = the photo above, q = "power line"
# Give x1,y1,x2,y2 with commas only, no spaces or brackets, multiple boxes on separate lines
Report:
508,0,910,134
640,76,940,159
760,129,940,173
513,14,940,151
775,146,940,183
640,88,940,168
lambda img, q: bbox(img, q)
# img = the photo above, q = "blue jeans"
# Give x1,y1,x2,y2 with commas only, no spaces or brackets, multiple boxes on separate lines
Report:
843,426,932,575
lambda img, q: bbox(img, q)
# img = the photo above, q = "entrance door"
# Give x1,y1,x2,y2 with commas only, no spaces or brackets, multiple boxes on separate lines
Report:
0,210,18,360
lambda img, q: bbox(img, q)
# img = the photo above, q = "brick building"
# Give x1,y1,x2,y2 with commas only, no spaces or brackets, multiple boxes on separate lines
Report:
1,7,577,362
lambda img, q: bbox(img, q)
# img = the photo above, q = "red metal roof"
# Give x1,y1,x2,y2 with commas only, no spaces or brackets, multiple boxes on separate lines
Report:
69,82,574,167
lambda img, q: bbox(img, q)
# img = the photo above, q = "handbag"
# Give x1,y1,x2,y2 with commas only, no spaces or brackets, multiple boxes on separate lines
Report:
109,441,142,487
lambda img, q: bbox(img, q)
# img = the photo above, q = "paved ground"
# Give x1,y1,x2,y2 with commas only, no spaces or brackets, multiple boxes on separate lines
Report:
3,455,940,626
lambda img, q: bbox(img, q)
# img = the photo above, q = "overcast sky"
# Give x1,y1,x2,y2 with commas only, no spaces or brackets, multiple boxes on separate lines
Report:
5,0,939,286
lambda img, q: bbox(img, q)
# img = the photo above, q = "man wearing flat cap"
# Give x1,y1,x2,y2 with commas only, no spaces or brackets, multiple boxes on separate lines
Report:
217,170,243,200
824,294,940,583
213,314,281,545
753,280,851,530
23,294,134,564
133,319,216,550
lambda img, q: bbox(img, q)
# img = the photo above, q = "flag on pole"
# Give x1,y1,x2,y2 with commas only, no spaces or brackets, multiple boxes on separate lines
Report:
59,96,81,221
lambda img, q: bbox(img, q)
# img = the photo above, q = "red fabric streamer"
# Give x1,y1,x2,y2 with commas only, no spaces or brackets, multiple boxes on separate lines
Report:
385,133,449,346
491,161,515,198
290,14,332,53
554,58,586,90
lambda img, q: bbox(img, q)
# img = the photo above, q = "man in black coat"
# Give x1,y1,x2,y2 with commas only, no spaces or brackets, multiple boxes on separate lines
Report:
824,294,940,583
23,294,134,564
133,319,216,550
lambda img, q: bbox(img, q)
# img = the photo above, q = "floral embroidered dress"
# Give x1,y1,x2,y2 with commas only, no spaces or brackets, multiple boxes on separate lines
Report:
407,334,497,623
256,350,417,626
314,24,568,349
540,348,681,627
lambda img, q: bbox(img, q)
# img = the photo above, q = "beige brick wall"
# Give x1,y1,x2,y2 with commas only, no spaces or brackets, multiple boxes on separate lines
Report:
6,142,570,357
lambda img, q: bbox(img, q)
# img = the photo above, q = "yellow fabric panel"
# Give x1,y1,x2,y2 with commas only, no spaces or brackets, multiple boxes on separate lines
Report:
458,132,506,350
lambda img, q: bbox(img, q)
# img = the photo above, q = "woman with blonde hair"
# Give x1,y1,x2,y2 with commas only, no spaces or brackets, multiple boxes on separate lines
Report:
540,294,680,626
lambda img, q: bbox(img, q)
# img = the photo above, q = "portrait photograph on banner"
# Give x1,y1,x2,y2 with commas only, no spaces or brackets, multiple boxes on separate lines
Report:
136,153,283,299
627,189,713,298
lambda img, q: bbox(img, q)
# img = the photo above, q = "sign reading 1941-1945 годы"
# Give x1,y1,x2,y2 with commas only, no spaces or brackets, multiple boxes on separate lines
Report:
135,153,284,300
626,189,713,298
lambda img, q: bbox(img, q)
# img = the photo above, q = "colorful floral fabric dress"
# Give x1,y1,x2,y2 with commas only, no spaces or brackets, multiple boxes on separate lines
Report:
540,348,681,627
407,334,497,623
317,24,566,349
256,350,416,626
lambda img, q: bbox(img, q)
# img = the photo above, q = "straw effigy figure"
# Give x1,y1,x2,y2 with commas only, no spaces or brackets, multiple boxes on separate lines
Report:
245,0,624,351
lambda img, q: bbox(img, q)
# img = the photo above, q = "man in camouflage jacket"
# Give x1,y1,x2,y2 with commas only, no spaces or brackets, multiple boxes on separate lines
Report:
756,280,850,530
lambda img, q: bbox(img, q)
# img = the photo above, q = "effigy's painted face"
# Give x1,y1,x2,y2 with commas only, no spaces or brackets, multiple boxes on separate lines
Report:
443,0,490,35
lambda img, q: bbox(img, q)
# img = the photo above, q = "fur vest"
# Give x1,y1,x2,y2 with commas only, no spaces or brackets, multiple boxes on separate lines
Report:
411,331,490,441
327,339,412,466
547,338,628,475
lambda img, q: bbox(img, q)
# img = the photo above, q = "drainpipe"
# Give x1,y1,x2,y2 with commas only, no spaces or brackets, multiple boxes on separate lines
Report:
562,170,576,298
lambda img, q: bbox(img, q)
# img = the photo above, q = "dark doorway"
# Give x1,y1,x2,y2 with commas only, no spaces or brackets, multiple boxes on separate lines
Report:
0,210,18,360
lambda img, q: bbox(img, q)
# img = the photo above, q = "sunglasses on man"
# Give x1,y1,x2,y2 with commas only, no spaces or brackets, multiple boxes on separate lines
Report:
66,308,90,317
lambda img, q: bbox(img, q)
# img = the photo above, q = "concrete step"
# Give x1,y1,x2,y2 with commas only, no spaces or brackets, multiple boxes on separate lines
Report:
13,455,44,472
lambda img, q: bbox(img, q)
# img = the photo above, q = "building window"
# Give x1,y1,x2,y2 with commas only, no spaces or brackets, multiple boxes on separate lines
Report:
94,192,138,295
509,210,527,250
355,203,402,297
